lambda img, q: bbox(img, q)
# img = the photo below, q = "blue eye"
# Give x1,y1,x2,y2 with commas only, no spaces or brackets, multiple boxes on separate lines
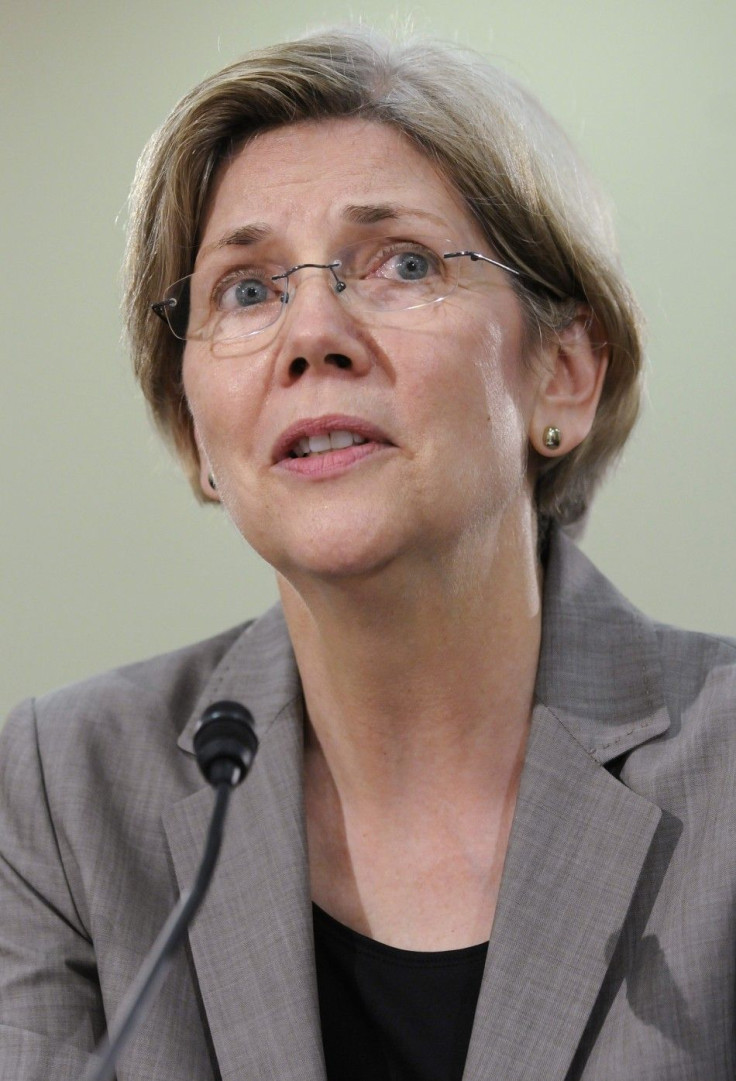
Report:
394,251,430,280
233,278,270,306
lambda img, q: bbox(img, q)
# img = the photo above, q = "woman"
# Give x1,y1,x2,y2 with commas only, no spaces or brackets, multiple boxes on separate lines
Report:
1,27,734,1081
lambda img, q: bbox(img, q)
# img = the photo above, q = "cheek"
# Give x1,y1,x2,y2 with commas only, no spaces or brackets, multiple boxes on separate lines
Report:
182,347,265,462
462,316,531,438
463,319,537,495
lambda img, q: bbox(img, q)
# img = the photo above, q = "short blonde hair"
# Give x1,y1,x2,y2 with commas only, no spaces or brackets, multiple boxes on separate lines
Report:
124,26,644,527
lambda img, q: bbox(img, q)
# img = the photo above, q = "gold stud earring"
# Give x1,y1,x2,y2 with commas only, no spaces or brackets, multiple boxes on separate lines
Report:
543,426,561,449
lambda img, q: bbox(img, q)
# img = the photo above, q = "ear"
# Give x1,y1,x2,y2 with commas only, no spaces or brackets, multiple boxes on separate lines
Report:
192,422,221,503
529,310,608,458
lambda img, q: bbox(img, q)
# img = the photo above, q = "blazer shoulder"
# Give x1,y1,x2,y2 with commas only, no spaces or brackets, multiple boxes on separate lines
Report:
653,619,736,709
649,620,736,782
5,620,253,752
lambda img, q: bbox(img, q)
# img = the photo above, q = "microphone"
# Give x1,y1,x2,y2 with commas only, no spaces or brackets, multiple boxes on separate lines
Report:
194,699,259,787
81,701,258,1081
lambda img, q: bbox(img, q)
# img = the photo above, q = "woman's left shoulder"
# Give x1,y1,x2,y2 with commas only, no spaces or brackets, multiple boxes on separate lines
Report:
629,620,736,804
652,619,736,722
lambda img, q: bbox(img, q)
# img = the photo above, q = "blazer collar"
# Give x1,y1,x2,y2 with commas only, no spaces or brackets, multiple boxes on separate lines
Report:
177,602,300,757
167,530,670,1081
535,528,670,762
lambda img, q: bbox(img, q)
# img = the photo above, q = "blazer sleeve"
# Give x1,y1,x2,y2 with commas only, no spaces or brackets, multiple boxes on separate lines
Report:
0,699,105,1080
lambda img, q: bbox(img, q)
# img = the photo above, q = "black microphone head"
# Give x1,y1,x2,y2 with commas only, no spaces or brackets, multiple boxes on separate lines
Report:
193,700,259,788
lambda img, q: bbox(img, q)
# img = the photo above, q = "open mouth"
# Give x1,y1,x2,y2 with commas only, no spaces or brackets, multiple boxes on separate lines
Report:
272,415,394,469
288,430,369,458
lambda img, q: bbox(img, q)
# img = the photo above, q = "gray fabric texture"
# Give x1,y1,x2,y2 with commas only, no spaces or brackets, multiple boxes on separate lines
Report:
1,530,735,1080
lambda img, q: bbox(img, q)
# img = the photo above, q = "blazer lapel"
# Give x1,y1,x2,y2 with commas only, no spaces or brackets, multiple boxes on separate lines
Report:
464,531,672,1080
163,607,325,1081
463,702,662,1081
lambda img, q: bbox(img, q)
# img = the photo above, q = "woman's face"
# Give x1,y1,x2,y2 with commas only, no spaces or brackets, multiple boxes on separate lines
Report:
183,118,544,584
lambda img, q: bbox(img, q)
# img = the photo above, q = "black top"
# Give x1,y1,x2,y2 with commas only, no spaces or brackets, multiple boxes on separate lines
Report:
313,904,489,1081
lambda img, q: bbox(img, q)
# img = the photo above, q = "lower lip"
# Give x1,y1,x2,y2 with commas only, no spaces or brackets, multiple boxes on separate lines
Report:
275,441,391,478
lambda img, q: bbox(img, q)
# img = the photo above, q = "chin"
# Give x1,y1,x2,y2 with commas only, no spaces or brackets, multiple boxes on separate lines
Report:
287,521,418,587
276,539,397,587
245,497,403,576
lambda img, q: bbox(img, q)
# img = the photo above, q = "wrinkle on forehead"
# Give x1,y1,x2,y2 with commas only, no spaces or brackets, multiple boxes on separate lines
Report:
197,117,483,256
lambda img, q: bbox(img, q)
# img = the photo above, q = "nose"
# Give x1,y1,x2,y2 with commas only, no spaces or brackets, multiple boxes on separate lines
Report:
273,265,374,385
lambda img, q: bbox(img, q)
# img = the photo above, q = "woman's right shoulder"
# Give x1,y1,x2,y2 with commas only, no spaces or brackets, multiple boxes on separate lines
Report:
2,620,254,755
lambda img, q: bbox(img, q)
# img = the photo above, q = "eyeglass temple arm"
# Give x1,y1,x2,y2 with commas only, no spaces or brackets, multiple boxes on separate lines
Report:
151,298,177,322
443,251,521,277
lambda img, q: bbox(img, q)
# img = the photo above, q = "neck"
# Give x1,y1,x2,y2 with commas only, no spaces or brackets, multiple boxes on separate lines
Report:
278,499,543,805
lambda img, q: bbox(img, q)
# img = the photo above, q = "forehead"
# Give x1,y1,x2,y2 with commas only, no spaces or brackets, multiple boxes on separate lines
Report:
197,118,481,254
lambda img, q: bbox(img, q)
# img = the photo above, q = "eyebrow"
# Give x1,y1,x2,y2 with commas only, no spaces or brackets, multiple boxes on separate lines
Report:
214,222,273,250
342,202,404,225
342,203,447,228
204,204,449,255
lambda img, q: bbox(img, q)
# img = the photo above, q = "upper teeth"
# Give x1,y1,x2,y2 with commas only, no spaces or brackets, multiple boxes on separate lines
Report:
291,430,368,457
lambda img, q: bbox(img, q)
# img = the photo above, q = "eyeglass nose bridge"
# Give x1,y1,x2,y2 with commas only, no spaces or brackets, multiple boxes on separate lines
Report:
270,261,347,305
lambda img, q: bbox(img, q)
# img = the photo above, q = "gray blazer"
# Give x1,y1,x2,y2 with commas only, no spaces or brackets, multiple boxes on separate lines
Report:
1,531,735,1080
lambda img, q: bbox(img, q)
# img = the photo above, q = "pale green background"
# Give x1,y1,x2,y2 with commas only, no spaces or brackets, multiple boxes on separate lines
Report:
2,0,735,722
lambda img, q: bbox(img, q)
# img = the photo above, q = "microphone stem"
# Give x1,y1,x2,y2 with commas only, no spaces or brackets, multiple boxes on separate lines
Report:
81,781,232,1081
